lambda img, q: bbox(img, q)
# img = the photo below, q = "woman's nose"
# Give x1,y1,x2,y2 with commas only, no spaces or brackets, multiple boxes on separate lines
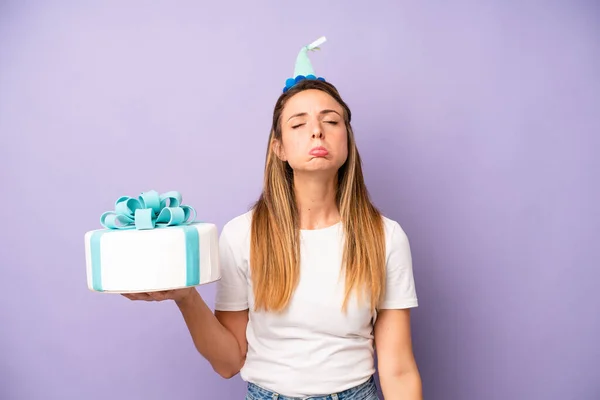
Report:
311,125,323,139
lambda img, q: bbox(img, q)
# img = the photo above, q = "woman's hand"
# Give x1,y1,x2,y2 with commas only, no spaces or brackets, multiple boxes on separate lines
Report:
121,287,196,303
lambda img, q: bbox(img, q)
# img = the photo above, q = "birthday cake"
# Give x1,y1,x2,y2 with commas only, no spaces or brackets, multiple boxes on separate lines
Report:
84,190,220,293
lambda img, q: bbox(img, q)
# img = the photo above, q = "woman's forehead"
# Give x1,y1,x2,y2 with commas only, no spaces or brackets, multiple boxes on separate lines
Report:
283,90,342,115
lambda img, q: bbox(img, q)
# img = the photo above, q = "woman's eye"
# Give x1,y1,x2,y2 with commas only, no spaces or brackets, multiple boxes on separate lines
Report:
291,121,338,129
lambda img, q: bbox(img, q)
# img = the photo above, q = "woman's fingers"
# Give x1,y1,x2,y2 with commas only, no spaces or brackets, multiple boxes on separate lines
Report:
121,293,155,301
147,291,172,301
120,289,183,301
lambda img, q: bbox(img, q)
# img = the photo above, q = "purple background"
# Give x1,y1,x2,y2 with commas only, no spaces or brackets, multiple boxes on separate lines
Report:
1,1,599,399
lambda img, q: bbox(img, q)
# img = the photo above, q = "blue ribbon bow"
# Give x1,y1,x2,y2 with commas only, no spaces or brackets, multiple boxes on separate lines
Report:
100,190,196,230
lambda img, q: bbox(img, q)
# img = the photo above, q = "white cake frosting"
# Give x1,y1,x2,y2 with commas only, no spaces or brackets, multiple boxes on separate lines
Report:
84,222,220,293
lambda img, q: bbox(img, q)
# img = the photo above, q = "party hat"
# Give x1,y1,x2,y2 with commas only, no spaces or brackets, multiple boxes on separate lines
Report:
283,36,327,93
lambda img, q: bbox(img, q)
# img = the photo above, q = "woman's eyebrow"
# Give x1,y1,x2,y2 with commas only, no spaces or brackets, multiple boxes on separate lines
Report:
287,109,341,122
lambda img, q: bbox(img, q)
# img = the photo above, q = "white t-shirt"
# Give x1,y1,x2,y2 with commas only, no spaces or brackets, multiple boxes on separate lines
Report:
214,210,418,397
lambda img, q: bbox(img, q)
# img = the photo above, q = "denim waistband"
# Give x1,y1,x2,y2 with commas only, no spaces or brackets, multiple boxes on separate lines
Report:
246,375,378,400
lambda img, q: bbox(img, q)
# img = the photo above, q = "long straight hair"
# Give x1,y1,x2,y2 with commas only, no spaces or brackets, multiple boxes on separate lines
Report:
250,79,386,313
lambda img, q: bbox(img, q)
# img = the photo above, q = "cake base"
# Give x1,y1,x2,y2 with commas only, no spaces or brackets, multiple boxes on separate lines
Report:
84,222,220,293
95,280,219,294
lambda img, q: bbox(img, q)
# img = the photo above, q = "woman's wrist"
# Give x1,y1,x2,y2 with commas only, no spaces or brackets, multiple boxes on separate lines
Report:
175,288,199,308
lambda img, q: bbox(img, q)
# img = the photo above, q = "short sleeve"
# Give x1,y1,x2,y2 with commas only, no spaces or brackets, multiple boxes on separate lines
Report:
214,223,249,311
378,221,419,310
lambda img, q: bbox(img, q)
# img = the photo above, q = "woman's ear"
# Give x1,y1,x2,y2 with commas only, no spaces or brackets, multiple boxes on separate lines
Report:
271,139,287,161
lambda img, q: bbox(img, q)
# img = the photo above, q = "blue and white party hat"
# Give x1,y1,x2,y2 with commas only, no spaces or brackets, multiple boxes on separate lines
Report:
283,36,327,93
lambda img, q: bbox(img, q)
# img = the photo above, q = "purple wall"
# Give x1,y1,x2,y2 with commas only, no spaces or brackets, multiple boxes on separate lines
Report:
1,1,598,399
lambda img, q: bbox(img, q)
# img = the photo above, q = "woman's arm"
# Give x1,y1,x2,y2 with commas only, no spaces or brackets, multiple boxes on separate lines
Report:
374,308,422,400
175,290,248,378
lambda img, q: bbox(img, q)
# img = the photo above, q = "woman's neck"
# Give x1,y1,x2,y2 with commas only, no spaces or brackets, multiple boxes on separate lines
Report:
293,172,340,230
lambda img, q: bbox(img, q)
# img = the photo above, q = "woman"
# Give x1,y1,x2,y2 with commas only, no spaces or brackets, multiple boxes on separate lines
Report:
124,39,422,399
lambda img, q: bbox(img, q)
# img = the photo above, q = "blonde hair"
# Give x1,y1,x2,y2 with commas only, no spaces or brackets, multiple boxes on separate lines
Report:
250,79,386,313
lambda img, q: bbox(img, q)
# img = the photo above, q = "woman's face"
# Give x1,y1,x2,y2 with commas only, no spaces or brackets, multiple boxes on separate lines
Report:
275,89,348,175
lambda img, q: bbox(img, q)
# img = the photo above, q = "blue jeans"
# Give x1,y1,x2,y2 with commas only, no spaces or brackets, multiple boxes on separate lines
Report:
245,375,379,400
